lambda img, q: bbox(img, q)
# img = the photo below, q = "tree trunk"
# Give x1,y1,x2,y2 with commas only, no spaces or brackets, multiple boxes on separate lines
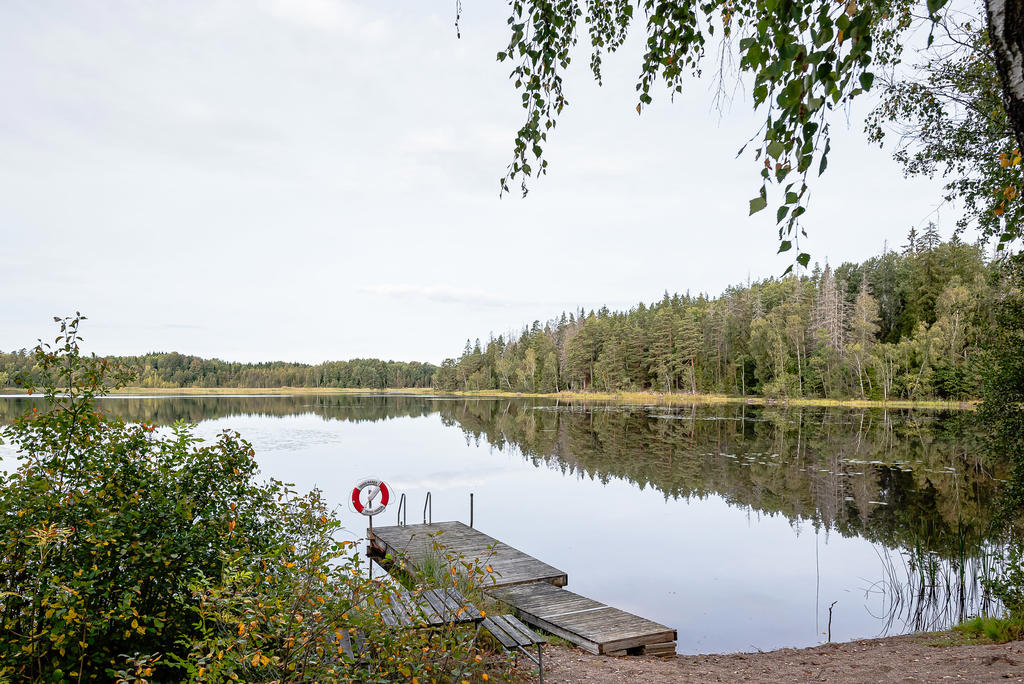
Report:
795,344,803,396
989,0,1024,151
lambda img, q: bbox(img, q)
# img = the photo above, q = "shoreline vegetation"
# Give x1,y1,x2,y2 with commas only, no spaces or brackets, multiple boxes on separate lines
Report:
0,385,974,410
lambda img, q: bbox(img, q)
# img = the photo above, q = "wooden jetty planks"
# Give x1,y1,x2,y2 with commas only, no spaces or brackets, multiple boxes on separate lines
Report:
490,582,677,656
370,522,675,657
369,521,568,588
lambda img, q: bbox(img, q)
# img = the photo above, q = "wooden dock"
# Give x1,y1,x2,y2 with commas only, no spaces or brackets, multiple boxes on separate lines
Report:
368,521,676,656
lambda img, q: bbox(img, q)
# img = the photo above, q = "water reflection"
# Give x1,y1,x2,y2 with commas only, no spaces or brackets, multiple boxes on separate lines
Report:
0,394,1004,650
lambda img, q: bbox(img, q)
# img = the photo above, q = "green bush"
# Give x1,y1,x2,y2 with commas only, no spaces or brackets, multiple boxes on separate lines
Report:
0,316,507,682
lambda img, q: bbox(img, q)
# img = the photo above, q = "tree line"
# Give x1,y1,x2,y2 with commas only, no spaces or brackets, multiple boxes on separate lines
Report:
0,230,1007,399
435,229,1005,400
0,351,436,390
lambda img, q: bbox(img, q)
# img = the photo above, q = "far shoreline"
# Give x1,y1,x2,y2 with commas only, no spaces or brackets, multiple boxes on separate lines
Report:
4,386,974,410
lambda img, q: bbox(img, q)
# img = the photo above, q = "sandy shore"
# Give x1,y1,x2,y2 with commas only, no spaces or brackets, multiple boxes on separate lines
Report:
532,632,1023,683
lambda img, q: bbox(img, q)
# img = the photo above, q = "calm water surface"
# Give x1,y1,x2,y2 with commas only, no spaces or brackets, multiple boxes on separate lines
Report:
0,395,1002,654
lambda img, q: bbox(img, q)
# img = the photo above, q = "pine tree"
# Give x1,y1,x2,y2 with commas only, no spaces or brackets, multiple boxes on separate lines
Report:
903,227,920,255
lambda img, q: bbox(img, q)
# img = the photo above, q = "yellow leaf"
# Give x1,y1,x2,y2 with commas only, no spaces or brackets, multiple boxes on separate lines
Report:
252,653,260,666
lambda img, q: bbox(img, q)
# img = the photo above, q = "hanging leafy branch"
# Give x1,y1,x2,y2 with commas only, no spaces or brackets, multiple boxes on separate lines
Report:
867,7,1022,246
491,0,1016,268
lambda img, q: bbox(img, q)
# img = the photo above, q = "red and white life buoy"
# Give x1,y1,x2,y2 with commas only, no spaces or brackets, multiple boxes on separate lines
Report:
351,478,391,516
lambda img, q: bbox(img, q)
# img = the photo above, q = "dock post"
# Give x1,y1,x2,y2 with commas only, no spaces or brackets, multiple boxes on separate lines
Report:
470,493,474,528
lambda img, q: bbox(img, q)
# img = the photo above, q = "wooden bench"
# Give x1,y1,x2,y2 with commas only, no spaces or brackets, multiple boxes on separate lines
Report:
372,587,484,627
481,614,546,683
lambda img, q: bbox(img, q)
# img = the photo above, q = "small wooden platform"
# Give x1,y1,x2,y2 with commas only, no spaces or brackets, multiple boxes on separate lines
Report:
368,521,568,588
490,582,676,656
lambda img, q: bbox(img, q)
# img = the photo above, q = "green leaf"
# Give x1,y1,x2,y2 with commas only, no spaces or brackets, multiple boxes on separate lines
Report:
778,240,792,252
797,252,811,267
859,72,874,90
818,140,831,175
749,193,767,215
767,141,785,159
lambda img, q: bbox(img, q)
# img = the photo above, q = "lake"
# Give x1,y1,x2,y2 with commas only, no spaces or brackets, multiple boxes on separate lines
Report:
0,394,1003,654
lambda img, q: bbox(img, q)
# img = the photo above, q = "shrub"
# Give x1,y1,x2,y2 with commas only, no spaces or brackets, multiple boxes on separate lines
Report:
0,316,507,682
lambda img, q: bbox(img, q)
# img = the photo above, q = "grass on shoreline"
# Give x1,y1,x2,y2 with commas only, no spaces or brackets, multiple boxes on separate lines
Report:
47,385,977,410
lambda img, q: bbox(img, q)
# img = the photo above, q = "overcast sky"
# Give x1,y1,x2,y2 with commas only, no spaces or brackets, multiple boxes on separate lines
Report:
0,1,963,364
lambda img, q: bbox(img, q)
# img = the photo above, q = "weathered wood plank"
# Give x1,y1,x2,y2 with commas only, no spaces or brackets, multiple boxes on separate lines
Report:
481,616,520,650
388,592,412,626
504,614,546,646
421,589,449,621
337,631,353,659
447,588,481,620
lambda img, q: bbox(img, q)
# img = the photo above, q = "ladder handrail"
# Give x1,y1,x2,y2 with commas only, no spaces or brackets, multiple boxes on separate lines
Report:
396,492,407,526
423,491,432,524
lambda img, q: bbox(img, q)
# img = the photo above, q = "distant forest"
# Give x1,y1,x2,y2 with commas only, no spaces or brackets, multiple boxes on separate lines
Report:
0,228,1010,399
435,228,1005,400
0,352,436,390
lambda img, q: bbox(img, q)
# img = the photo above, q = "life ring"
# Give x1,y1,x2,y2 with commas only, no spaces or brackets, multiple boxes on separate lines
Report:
351,478,391,516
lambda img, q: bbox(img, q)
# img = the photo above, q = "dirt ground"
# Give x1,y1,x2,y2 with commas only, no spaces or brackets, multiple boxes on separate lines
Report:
534,632,1024,683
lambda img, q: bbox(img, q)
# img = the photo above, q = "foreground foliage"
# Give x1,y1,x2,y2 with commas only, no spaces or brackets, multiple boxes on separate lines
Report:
0,316,500,682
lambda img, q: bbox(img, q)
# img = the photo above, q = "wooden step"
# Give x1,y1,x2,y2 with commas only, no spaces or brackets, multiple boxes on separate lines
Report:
489,581,676,656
